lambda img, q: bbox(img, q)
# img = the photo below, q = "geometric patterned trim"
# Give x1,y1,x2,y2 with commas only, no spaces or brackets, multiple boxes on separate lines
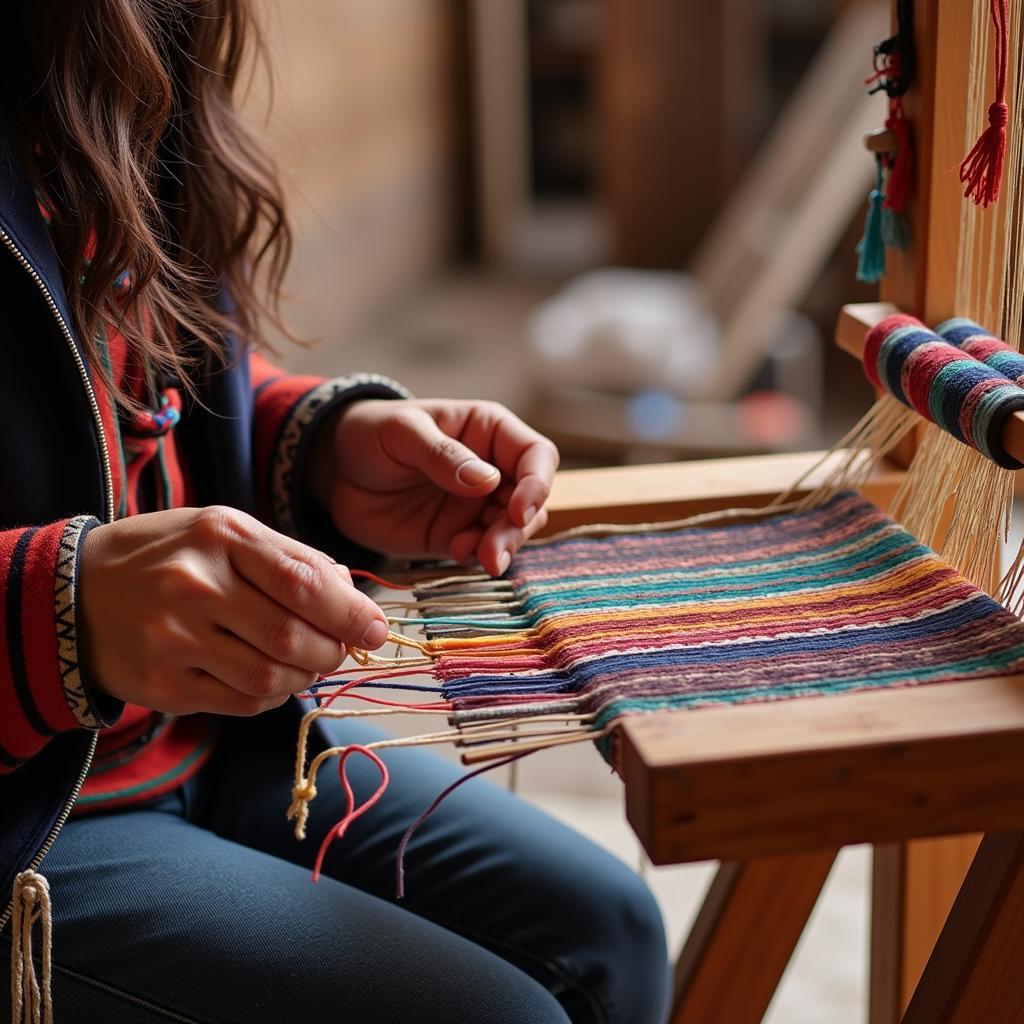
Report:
55,515,104,729
270,372,410,537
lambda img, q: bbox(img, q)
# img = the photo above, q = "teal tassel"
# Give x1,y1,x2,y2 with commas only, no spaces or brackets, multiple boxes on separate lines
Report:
882,208,911,250
856,157,886,284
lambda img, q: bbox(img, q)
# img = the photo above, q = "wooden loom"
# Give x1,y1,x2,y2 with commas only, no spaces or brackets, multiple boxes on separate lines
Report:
536,4,1024,1019
300,3,1024,1021
532,3,1024,1020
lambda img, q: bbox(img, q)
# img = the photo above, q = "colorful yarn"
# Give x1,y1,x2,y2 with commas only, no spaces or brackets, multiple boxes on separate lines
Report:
936,317,1024,384
863,313,1024,469
423,493,1024,739
856,156,887,284
312,745,390,881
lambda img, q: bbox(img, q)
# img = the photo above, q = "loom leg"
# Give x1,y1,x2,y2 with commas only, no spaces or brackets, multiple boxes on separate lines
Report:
868,835,981,1023
899,831,1024,1022
669,850,836,1024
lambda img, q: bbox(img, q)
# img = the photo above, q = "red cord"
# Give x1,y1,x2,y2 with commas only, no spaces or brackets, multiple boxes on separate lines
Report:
349,568,414,590
312,745,390,881
959,0,1009,207
884,98,913,212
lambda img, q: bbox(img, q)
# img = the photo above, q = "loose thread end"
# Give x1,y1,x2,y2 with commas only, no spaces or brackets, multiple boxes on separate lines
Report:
856,188,887,284
286,781,316,840
959,103,1008,209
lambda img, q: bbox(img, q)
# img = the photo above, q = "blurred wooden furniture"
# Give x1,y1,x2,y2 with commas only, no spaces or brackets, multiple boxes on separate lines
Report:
539,1,1020,1019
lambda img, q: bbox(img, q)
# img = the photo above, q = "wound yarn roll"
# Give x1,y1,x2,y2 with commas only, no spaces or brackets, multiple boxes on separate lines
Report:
863,312,1024,469
936,316,1024,384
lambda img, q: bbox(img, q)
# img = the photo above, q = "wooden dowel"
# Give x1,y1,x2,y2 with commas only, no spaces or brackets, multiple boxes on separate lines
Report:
835,302,1024,466
460,729,606,765
457,727,590,746
864,128,899,153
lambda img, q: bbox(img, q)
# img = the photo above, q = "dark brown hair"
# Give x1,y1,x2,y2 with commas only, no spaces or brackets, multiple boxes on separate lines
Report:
5,0,292,395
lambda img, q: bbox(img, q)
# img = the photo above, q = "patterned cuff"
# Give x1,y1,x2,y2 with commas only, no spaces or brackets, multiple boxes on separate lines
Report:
56,516,123,729
261,372,411,540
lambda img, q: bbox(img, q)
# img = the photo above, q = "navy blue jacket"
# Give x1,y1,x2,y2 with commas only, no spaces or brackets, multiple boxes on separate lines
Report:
0,140,406,930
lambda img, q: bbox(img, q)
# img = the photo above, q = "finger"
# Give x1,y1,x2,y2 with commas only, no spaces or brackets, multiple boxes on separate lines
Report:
198,629,319,699
215,578,345,675
330,562,354,586
449,527,484,566
480,504,504,527
476,516,525,576
184,670,290,717
494,483,514,507
507,446,559,527
220,521,389,650
475,507,550,576
387,409,502,497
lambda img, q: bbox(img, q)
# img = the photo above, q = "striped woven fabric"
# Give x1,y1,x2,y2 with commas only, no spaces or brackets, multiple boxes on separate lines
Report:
429,492,1024,733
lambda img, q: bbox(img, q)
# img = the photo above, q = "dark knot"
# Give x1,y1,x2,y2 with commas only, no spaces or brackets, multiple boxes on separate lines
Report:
989,102,1009,129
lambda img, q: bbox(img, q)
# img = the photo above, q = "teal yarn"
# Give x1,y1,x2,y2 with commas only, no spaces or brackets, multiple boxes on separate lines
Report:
856,156,887,283
882,208,911,250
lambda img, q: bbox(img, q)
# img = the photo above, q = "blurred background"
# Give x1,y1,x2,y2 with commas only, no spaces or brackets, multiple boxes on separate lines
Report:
258,0,887,469
256,3,894,1019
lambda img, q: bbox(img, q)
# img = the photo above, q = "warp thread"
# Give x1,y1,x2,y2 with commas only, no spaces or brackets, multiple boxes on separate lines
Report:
862,313,1024,468
297,492,1024,893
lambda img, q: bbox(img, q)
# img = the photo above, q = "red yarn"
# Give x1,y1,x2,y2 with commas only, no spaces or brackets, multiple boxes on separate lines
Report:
901,343,961,416
959,0,1009,208
884,99,913,212
348,568,420,590
312,745,390,881
862,313,922,389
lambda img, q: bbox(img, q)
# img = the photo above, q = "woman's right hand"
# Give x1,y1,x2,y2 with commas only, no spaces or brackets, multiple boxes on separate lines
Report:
77,506,390,717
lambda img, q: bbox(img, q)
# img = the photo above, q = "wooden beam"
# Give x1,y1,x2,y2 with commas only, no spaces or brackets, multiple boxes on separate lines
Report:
619,674,1024,865
670,852,836,1024
902,831,1024,1022
542,450,905,535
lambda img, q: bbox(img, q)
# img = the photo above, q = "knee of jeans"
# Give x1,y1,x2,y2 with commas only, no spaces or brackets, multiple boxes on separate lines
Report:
570,864,671,1023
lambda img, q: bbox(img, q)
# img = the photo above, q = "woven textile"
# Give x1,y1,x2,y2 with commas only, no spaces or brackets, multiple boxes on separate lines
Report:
430,492,1024,732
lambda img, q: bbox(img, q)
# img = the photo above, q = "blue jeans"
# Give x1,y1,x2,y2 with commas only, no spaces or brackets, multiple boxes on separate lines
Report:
3,713,670,1023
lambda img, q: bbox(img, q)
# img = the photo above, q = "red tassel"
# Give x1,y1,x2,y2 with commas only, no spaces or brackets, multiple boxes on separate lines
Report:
959,0,1009,208
883,98,913,212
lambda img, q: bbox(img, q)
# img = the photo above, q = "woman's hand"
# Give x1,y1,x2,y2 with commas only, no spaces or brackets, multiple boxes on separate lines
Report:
311,400,559,575
78,507,390,716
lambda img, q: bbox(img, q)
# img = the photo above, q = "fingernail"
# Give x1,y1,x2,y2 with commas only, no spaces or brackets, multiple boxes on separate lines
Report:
360,620,389,650
456,459,499,486
523,505,537,523
497,550,511,575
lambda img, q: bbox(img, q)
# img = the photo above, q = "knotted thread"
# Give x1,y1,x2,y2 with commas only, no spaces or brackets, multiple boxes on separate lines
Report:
959,0,1010,207
863,313,1024,468
9,870,53,1024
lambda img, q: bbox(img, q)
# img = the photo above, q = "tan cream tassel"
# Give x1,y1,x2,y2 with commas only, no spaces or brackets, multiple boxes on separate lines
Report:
9,870,53,1024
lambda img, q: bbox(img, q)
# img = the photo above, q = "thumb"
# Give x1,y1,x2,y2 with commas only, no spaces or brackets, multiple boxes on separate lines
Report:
403,415,501,496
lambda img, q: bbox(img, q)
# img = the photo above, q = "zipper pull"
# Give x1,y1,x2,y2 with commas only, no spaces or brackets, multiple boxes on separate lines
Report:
10,869,53,1024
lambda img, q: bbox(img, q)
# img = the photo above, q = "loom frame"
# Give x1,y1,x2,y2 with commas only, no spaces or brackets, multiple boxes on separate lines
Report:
537,2,1023,1020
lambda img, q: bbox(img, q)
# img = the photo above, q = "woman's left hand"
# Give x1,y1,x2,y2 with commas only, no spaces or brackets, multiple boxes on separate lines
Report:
309,399,559,576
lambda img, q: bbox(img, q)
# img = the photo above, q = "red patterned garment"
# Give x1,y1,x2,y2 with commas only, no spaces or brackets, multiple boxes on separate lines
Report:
0,218,409,806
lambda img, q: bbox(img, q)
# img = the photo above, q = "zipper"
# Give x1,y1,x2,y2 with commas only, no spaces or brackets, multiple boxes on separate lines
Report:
0,730,98,933
0,228,114,931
